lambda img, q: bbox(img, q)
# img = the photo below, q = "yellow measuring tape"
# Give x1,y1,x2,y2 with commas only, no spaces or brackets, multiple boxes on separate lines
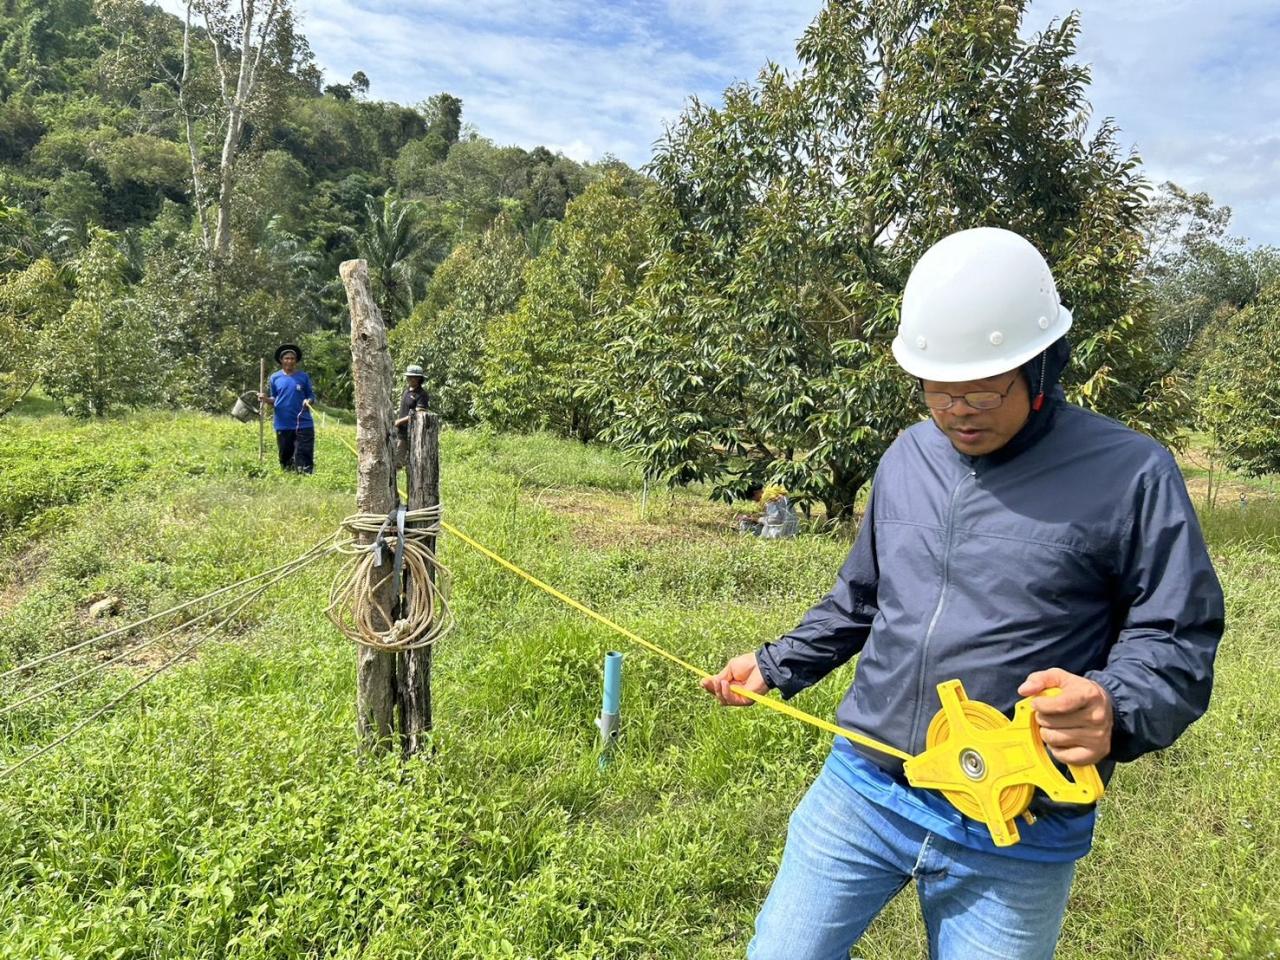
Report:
311,409,908,760
316,409,1104,846
441,520,914,763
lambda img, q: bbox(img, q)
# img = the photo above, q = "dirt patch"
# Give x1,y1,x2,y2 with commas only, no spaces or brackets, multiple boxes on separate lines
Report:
95,615,250,673
532,488,742,549
0,583,24,618
1179,449,1279,510
108,635,201,672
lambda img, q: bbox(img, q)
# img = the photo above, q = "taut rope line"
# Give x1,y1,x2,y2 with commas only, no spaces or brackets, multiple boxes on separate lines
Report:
0,544,334,780
0,536,338,681
0,538,336,717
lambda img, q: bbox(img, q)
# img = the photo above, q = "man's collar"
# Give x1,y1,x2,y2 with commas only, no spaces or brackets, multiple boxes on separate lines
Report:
975,388,1063,467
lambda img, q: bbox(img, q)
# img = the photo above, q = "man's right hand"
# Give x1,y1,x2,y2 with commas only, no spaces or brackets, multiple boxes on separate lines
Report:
701,651,769,707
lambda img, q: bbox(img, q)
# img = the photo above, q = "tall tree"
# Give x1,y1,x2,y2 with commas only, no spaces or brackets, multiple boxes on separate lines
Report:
480,173,652,441
40,229,158,416
390,213,527,424
1140,182,1280,369
0,258,68,416
1197,282,1280,476
200,0,305,257
604,0,1168,518
99,0,213,247
422,92,462,149
98,0,309,257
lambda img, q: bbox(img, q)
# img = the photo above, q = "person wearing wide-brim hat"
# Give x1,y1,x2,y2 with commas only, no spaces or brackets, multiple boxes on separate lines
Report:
258,343,317,473
395,363,430,431
393,363,430,467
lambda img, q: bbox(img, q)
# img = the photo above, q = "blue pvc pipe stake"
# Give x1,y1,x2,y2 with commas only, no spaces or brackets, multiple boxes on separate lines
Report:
602,651,623,716
596,651,623,758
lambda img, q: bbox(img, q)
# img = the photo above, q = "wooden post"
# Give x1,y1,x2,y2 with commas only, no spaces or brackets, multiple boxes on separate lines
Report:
340,259,399,751
258,357,265,463
398,409,439,754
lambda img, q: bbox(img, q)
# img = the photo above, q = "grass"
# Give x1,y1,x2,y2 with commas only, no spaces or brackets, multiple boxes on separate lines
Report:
0,399,1277,959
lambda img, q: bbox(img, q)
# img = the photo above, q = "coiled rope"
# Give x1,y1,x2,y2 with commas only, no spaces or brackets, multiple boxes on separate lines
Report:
326,505,453,651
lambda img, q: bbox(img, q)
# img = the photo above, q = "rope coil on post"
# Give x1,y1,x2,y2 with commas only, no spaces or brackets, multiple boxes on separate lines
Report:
327,505,453,651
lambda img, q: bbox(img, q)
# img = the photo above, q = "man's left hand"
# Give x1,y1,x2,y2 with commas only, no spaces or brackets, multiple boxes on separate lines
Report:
1018,668,1113,766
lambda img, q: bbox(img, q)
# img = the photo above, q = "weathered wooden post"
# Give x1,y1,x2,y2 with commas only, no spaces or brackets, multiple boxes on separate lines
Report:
398,409,439,752
339,260,440,757
340,259,399,750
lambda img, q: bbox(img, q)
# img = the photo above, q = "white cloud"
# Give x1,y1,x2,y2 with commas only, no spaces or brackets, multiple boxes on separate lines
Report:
270,0,817,173
155,0,1280,243
547,138,597,163
1028,0,1280,243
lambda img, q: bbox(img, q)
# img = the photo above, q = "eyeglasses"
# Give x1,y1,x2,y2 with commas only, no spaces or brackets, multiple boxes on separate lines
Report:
921,375,1020,412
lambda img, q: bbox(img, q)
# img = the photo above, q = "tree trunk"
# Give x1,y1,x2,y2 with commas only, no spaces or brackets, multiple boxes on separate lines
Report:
179,6,211,252
208,0,283,258
341,258,399,751
825,467,867,523
397,410,439,755
212,110,242,257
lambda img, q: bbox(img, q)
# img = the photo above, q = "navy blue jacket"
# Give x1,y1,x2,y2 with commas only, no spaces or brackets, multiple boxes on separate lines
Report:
756,398,1224,783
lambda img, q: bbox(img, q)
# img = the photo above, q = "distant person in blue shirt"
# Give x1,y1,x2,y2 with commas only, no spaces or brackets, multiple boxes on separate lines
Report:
258,343,316,474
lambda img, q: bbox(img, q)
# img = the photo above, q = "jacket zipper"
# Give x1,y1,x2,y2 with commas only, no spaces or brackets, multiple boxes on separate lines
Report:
908,468,974,751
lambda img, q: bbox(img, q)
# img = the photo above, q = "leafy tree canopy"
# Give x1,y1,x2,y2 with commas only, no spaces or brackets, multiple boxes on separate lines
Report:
601,0,1171,518
1198,282,1280,476
480,172,654,442
0,0,626,409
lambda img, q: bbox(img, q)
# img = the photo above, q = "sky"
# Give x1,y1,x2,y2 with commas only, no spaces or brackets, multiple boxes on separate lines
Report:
159,0,1280,245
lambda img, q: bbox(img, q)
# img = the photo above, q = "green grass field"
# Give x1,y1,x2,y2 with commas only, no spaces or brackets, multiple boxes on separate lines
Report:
1,401,1277,959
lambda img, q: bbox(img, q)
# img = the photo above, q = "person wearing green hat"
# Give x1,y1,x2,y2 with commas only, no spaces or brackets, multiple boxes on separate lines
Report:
258,343,316,473
393,364,431,467
394,364,430,434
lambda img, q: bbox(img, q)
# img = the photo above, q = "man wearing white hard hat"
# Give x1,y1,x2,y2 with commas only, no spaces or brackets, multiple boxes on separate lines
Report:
703,228,1223,958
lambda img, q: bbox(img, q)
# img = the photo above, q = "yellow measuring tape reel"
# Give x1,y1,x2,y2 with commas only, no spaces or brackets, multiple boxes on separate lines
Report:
321,417,1104,847
905,680,1105,846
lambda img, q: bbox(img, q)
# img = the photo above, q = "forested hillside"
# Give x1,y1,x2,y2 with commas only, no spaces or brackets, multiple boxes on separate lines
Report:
3,5,1280,954
0,0,639,413
3,0,1279,516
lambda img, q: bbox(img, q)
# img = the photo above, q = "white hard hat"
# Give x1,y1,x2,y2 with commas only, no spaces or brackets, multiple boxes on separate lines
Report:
892,227,1072,382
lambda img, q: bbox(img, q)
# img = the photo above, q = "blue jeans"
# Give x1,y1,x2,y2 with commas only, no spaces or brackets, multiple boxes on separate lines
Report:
749,765,1076,960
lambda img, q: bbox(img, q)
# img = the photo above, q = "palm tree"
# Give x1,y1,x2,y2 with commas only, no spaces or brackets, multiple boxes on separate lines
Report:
357,190,423,328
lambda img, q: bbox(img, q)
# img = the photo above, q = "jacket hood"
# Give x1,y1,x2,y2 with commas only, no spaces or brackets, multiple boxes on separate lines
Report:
975,335,1072,466
1024,335,1071,409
